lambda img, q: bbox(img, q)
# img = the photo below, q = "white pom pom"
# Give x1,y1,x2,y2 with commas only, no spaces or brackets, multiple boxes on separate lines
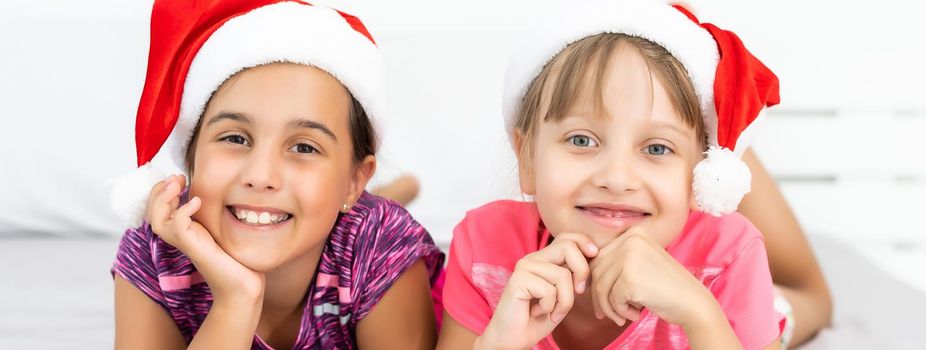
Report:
692,146,752,217
109,163,167,229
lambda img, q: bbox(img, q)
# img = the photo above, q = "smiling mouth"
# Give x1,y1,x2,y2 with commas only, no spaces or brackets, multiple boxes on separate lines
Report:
227,206,293,226
576,206,651,218
576,205,651,230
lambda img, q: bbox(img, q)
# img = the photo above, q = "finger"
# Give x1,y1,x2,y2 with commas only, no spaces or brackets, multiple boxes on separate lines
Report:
536,288,557,319
530,239,591,294
164,178,184,215
170,175,183,211
146,179,170,211
597,226,647,258
171,196,201,231
589,255,604,319
518,261,574,322
530,303,546,318
593,262,626,326
148,180,182,232
552,233,599,258
508,270,556,300
176,196,202,219
163,176,182,198
167,175,186,208
609,285,640,326
616,301,643,322
590,277,604,319
145,179,170,216
561,243,591,294
513,271,558,318
529,233,597,271
598,281,626,326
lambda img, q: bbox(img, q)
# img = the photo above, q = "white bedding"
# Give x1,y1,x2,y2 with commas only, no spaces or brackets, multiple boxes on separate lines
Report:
1,234,924,349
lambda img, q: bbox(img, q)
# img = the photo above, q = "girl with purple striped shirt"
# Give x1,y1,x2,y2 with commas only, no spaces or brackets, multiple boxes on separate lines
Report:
109,1,444,349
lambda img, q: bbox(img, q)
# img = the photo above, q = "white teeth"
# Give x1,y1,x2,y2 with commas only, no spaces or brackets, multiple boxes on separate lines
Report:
586,207,645,218
233,208,289,225
258,212,270,224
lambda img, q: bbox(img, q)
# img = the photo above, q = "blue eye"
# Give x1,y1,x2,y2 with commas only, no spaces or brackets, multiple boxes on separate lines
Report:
219,134,249,146
292,143,318,154
645,144,672,155
568,135,598,148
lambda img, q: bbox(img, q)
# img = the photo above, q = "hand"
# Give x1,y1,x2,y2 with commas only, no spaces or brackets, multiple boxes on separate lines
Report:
588,227,718,330
478,233,599,350
147,175,265,305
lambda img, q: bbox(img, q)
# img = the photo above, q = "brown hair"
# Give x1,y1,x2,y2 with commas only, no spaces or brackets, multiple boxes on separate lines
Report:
514,33,705,160
184,88,377,176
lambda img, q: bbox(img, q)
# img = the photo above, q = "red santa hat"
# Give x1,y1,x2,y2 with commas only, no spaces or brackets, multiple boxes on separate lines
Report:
501,0,780,216
111,0,385,228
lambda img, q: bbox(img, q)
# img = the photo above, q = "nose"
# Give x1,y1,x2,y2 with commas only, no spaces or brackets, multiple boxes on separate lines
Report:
591,149,641,193
239,147,282,192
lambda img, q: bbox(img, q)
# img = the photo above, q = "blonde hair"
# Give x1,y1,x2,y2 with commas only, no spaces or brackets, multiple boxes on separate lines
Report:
514,33,705,160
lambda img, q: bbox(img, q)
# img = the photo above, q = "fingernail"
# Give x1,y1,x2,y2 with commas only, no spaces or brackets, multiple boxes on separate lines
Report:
552,312,565,323
576,281,586,294
166,181,178,191
594,310,604,319
586,243,598,254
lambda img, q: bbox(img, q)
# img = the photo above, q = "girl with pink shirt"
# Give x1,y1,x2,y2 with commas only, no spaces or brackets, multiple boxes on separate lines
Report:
438,1,784,349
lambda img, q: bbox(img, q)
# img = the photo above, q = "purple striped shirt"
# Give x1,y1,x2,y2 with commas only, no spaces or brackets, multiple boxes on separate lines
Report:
112,191,444,349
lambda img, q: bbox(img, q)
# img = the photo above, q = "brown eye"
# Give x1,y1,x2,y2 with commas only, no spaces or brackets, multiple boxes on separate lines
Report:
219,134,249,146
292,143,318,154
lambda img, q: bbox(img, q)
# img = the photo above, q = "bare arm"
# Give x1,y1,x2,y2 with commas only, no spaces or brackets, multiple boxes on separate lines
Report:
436,313,480,350
356,261,437,350
114,275,187,349
738,149,833,345
114,275,262,350
681,300,743,350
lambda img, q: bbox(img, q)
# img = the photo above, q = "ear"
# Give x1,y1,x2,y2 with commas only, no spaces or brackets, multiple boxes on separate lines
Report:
345,155,377,209
512,131,536,196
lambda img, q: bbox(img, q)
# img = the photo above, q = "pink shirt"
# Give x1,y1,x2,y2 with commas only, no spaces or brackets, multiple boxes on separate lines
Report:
444,200,784,350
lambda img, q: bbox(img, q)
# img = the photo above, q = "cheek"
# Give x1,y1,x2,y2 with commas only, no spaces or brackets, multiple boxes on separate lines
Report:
289,161,354,209
530,148,590,234
531,148,581,199
191,149,240,187
652,165,692,208
188,154,240,227
646,163,694,245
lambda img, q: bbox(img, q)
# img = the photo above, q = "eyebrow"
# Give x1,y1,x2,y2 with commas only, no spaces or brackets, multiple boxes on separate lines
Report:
206,112,250,126
205,112,338,143
290,119,338,143
651,121,691,137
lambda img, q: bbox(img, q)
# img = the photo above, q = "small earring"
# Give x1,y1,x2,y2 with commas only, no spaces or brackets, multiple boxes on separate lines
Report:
341,203,350,213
